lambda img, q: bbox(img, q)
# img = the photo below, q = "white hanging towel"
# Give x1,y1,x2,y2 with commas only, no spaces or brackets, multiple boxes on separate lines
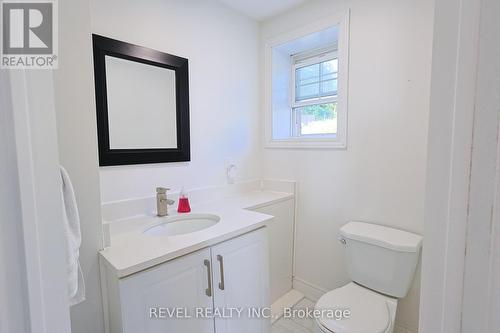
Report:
60,165,85,306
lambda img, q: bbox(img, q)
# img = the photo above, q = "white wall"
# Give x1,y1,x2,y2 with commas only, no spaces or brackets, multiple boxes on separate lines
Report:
91,0,261,203
260,0,434,331
53,0,105,332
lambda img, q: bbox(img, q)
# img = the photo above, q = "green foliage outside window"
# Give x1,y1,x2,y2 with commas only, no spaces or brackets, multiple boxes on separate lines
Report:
299,103,337,120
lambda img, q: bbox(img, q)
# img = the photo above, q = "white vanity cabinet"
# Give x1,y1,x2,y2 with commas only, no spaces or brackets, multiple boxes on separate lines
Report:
211,227,270,333
102,227,270,333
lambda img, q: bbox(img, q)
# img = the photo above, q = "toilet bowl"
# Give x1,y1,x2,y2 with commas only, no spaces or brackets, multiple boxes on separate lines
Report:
313,221,422,333
313,282,397,333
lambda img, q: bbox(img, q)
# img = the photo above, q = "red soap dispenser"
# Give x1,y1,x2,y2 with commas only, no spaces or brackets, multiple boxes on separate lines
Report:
177,188,191,213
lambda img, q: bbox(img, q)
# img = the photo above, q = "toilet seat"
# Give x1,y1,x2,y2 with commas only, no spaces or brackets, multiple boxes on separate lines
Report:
314,282,397,333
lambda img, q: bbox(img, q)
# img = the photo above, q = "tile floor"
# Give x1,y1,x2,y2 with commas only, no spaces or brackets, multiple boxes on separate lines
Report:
272,298,316,333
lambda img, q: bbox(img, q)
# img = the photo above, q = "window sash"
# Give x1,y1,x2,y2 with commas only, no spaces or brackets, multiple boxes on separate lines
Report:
291,50,339,108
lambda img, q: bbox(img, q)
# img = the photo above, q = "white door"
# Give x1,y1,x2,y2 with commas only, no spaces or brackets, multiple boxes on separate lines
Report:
4,71,72,333
212,228,271,333
119,248,215,333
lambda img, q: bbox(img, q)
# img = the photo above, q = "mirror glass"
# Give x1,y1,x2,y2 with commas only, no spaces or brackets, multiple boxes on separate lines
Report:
105,55,177,149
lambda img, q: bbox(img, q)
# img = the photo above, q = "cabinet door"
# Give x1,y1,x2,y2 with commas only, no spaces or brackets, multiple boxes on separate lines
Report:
212,228,271,333
119,248,215,333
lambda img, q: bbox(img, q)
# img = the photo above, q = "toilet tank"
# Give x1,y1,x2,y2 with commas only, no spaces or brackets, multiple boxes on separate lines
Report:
339,221,422,298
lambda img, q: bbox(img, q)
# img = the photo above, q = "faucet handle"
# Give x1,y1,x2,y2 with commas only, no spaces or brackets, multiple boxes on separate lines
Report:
156,187,170,194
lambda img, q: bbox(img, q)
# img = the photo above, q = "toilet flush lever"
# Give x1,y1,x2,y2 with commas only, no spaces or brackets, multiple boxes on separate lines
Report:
338,237,346,245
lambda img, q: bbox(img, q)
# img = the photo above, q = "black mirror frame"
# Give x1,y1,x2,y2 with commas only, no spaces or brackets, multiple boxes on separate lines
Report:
92,34,190,166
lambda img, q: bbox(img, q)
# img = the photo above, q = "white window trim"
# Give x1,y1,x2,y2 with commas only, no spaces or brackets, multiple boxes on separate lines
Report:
264,10,350,149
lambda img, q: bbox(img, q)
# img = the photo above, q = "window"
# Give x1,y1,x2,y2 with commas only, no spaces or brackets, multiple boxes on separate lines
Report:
265,12,349,149
292,51,338,137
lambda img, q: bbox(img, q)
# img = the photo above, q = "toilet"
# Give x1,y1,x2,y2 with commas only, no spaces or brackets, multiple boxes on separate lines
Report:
313,221,422,333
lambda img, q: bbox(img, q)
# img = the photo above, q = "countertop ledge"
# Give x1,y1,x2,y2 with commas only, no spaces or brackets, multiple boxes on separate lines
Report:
99,190,294,278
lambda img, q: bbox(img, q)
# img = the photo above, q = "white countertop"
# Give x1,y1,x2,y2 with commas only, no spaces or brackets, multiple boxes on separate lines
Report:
99,190,294,278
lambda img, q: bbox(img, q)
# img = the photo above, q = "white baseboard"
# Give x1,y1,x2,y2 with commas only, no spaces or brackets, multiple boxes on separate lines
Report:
292,277,328,302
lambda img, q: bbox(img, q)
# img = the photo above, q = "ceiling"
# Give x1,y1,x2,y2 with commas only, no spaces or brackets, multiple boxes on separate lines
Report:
217,0,309,21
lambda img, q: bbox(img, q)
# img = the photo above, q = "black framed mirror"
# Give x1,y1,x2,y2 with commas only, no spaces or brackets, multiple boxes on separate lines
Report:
92,34,190,166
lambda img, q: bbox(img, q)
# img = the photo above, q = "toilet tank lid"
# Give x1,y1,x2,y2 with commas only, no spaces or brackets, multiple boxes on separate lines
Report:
340,221,423,253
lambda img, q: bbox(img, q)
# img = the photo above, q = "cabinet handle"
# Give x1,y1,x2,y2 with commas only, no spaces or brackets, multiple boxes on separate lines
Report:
217,255,225,290
204,259,212,297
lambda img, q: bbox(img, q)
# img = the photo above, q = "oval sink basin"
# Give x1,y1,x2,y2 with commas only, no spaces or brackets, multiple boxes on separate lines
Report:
143,213,220,236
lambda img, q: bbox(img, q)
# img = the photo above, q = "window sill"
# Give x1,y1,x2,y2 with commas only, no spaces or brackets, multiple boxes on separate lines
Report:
265,138,346,149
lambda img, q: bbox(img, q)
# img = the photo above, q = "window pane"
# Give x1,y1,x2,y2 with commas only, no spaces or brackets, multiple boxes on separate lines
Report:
321,72,337,81
295,103,337,135
321,58,338,74
297,63,319,82
296,63,320,101
295,58,339,102
320,58,338,96
297,83,320,100
321,79,337,95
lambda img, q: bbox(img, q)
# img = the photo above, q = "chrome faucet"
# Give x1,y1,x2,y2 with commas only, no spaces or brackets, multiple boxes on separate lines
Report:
156,187,175,217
